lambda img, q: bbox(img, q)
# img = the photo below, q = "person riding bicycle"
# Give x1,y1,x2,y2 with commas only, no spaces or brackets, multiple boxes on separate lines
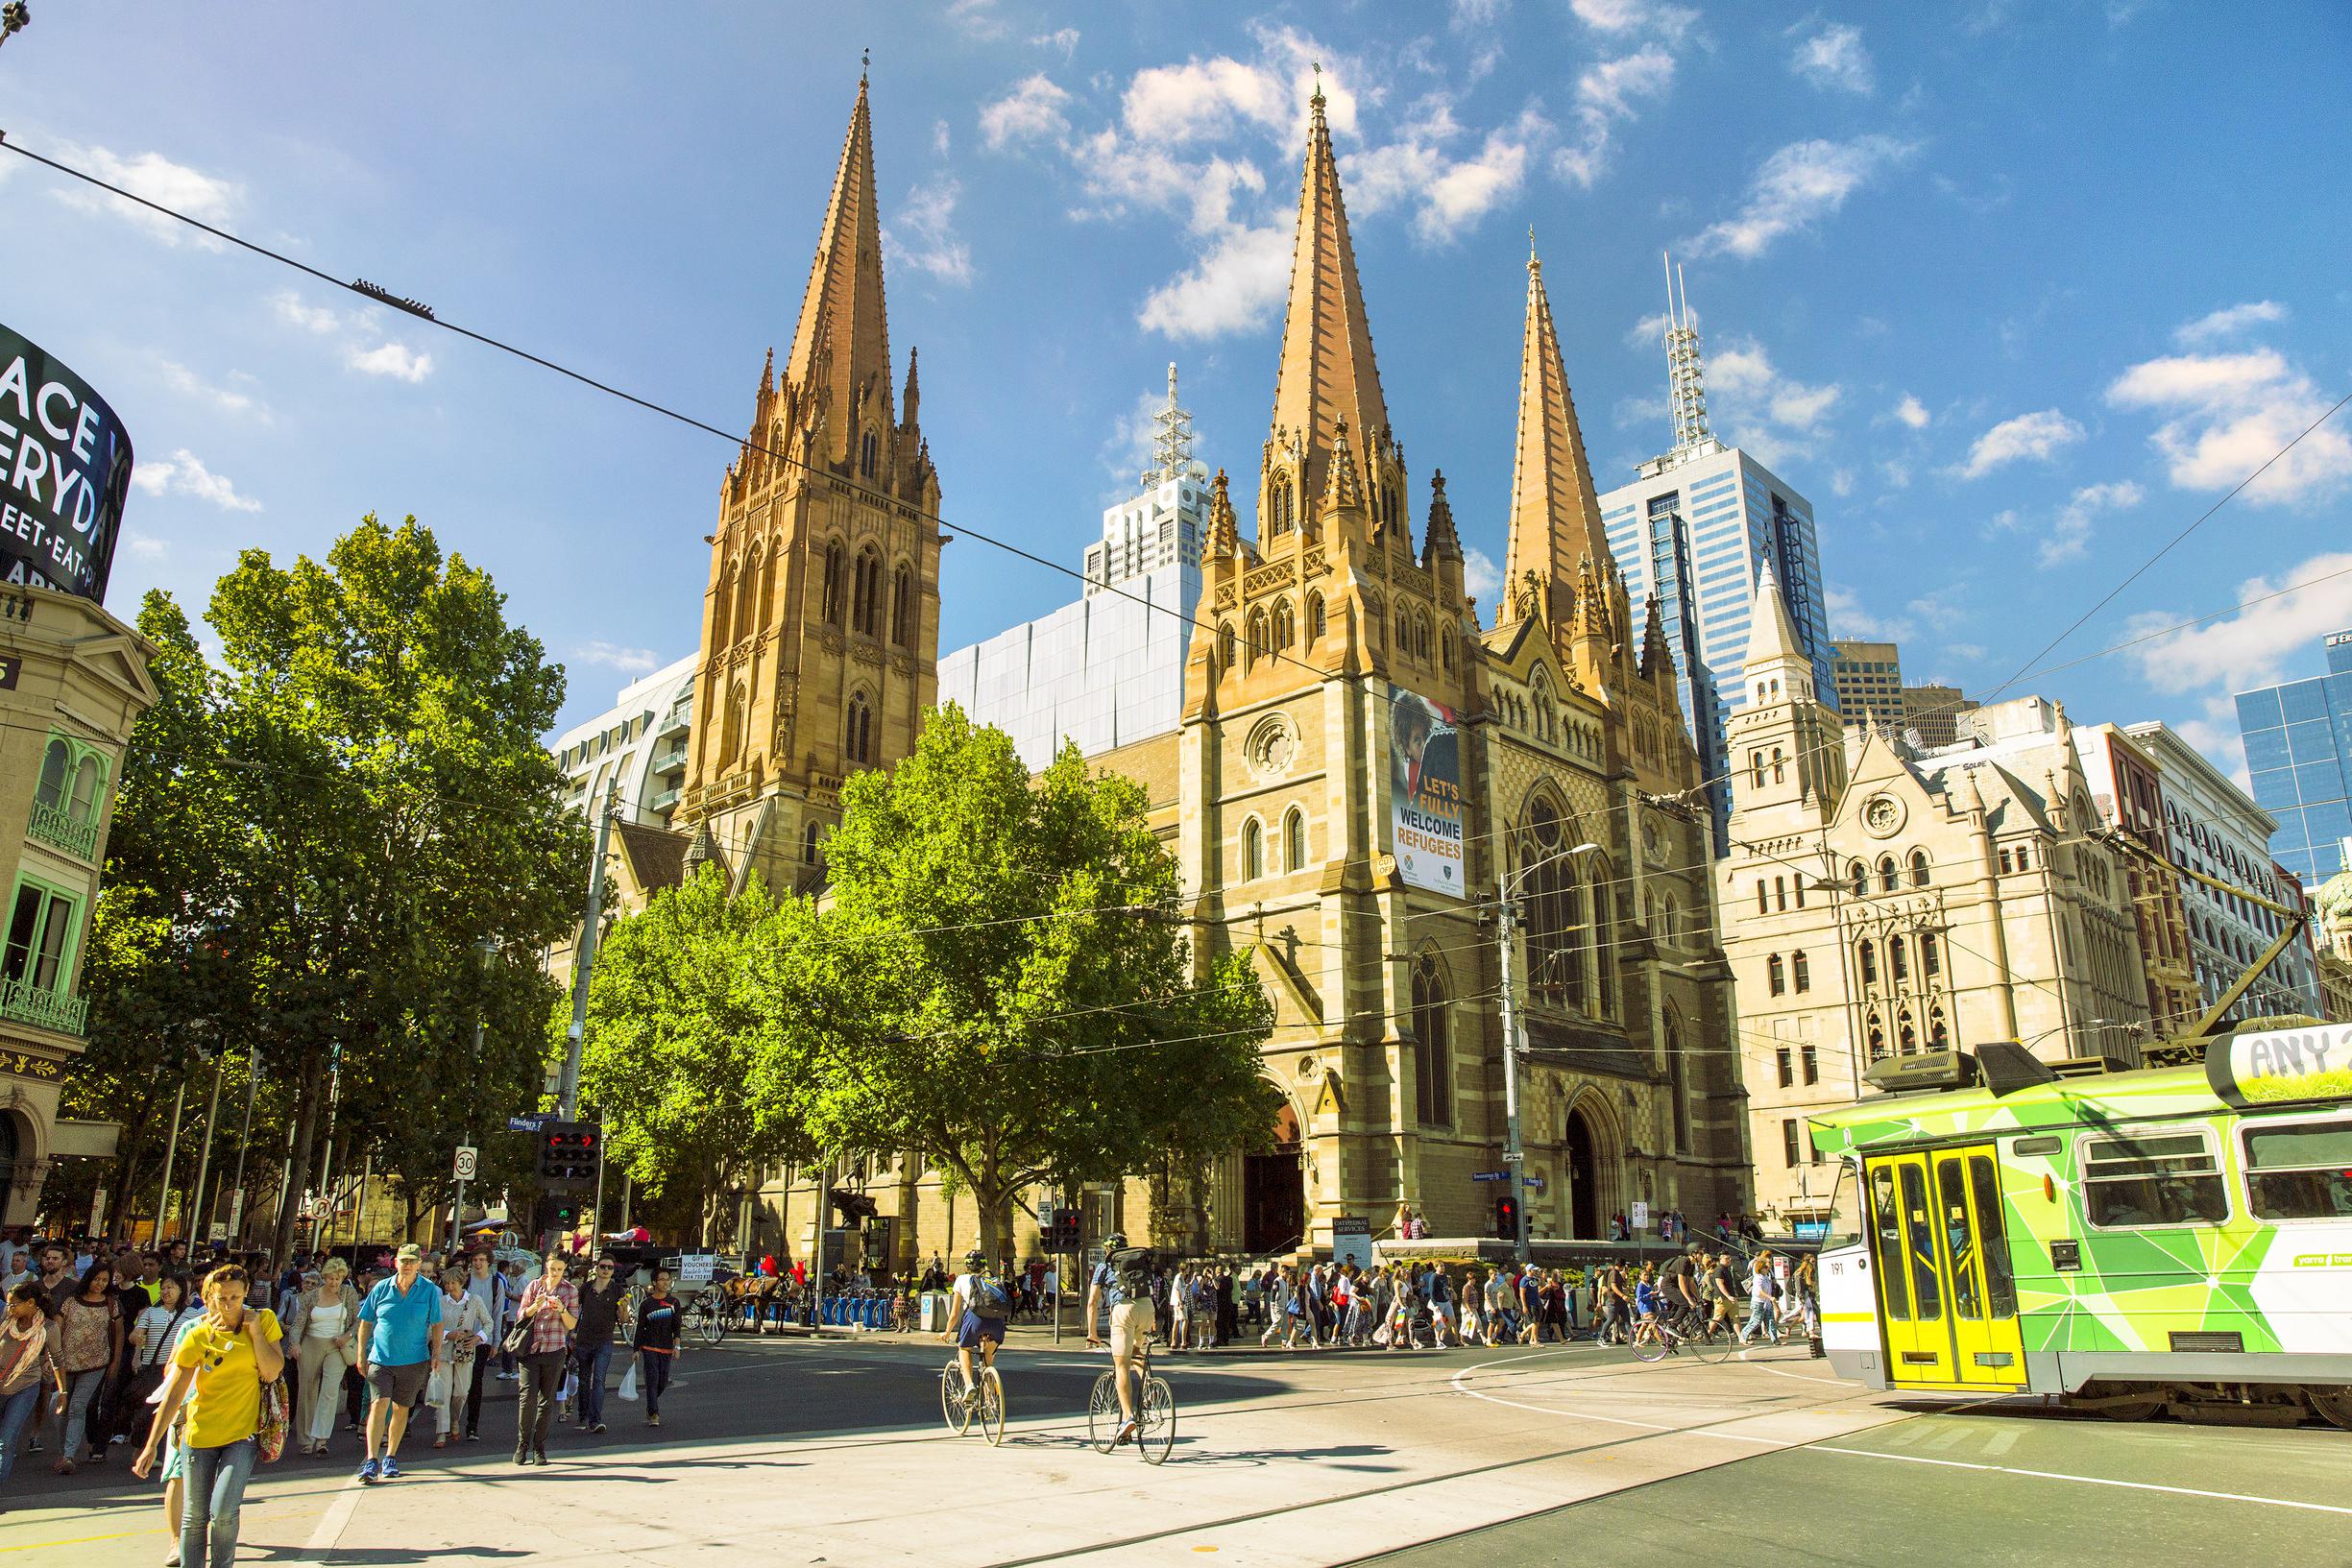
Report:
943,1248,1010,1405
1084,1232,1155,1446
1658,1242,1706,1326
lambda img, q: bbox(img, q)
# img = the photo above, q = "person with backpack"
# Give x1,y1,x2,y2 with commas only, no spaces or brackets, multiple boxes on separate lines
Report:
1083,1233,1155,1446
945,1249,1009,1406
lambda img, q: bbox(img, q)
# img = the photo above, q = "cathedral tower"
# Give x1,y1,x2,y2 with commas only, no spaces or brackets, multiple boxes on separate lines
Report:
676,70,942,892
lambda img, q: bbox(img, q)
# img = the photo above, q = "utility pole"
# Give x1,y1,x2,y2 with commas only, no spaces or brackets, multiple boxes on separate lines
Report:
227,1047,260,1244
185,1054,227,1248
1496,898,1530,1266
150,1076,186,1244
560,780,618,1121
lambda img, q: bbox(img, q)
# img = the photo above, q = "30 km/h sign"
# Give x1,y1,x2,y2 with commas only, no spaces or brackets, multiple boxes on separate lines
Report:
453,1146,478,1181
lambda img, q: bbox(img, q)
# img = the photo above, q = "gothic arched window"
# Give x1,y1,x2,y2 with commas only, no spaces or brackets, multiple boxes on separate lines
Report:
1791,950,1810,992
1910,849,1930,886
1218,620,1237,673
1522,796,1588,1009
821,541,845,625
1878,856,1899,892
1767,954,1786,995
1857,938,1878,987
1890,935,1909,982
1273,598,1295,653
1919,932,1940,977
1411,955,1452,1126
1771,746,1785,784
1242,817,1264,880
1284,808,1306,872
845,692,874,765
1666,1012,1690,1151
1248,610,1270,666
852,547,882,636
890,564,914,647
1850,859,1868,896
803,821,823,866
1306,593,1326,647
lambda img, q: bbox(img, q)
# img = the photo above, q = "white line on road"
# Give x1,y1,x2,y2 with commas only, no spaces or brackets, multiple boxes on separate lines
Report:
1806,1443,2352,1516
301,1477,365,1561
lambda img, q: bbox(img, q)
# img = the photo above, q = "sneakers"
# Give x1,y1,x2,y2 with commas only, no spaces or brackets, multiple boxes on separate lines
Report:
378,1456,403,1481
356,1459,380,1484
591,1422,607,1434
1114,1418,1138,1446
647,1413,661,1428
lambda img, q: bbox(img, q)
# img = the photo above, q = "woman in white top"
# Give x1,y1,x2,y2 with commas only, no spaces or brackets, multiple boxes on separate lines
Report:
287,1258,360,1456
123,1273,195,1448
432,1267,493,1447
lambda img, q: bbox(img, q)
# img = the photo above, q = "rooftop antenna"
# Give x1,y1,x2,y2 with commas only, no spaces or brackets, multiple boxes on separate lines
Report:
1143,362,1195,488
1662,250,1712,457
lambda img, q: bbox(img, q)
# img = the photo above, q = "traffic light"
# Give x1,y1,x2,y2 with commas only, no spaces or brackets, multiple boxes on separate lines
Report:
536,1194,582,1232
537,1121,601,1188
1493,1195,1518,1241
1050,1209,1081,1253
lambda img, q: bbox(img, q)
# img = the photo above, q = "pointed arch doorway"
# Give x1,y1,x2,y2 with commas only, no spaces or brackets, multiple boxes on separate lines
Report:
1244,1101,1304,1255
1564,1105,1603,1240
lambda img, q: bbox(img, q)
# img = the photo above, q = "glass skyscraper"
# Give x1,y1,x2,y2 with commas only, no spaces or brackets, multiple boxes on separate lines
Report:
2236,628,2352,886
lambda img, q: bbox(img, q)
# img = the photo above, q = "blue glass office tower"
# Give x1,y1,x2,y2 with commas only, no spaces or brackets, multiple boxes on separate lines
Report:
2236,628,2352,886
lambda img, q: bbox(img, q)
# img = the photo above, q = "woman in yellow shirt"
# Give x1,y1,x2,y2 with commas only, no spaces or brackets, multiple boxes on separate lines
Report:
133,1265,284,1568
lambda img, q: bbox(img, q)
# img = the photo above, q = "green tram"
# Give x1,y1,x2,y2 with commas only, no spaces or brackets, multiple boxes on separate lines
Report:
1806,1021,2352,1427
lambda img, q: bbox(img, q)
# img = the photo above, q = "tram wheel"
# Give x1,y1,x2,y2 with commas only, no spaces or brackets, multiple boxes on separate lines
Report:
2307,1386,2352,1432
2072,1381,2167,1421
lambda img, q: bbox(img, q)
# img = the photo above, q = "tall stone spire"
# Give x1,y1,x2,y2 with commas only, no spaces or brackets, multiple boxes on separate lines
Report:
1266,75,1392,516
784,72,894,468
1503,239,1614,594
1743,563,1816,702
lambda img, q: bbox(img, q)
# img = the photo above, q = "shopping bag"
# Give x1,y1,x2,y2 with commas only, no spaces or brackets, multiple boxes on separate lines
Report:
424,1363,449,1409
557,1368,576,1405
617,1360,640,1403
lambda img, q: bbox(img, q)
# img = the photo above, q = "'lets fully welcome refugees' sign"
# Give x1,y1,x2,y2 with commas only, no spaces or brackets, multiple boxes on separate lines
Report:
0,325,133,604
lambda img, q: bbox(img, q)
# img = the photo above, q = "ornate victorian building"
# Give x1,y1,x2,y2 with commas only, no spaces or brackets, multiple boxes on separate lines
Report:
672,71,942,895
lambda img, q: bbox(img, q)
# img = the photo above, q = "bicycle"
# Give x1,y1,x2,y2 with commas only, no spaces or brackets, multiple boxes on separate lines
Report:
1087,1339,1175,1464
1630,1302,1735,1363
939,1356,1006,1446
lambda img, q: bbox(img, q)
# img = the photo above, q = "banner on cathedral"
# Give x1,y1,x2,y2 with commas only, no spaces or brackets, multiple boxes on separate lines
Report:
1388,685,1464,898
0,324,133,604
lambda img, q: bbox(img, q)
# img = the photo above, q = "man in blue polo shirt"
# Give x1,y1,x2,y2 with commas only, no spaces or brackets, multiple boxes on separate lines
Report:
356,1243,445,1484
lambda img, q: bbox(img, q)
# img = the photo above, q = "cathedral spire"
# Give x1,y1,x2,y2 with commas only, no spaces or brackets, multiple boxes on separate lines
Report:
1503,240,1615,597
784,70,894,468
1266,76,1391,517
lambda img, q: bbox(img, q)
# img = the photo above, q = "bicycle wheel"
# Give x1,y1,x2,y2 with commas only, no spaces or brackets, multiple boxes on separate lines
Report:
979,1365,1006,1447
1086,1372,1120,1453
940,1362,973,1435
1138,1376,1176,1465
1696,1319,1736,1364
1630,1327,1670,1363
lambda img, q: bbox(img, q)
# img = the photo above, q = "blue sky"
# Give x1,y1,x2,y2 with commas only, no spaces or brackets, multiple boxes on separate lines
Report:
3,1,2348,792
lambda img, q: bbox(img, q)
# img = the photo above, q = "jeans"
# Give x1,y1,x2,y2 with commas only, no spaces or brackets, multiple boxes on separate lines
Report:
0,1384,39,1489
60,1367,106,1461
1740,1294,1776,1342
638,1350,672,1416
181,1437,257,1568
573,1341,613,1427
517,1351,565,1454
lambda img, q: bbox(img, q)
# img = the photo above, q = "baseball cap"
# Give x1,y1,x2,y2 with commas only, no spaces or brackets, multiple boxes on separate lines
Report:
396,1243,424,1263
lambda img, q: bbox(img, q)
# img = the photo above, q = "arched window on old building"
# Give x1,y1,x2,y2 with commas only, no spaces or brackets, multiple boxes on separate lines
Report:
1411,955,1451,1126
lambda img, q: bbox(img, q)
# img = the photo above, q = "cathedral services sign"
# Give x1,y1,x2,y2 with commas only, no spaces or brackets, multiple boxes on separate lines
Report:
0,324,133,604
1389,685,1464,898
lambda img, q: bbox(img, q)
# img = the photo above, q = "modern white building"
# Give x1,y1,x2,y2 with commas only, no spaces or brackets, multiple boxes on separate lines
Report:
2126,720,2324,1021
550,653,698,828
937,368,1210,771
1599,259,1835,838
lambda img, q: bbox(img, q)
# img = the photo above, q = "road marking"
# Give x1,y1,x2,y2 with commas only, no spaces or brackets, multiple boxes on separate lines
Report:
1734,1346,1842,1384
1445,1348,1791,1445
0,1528,158,1553
303,1475,366,1560
1807,1443,2352,1516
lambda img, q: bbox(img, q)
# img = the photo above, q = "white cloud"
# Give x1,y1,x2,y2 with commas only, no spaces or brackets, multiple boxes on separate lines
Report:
1625,305,1691,350
49,141,238,247
2125,551,2352,710
1138,223,1293,340
886,176,975,286
1827,583,1907,639
1710,335,1842,445
1891,393,1928,429
2105,349,2352,505
1952,408,2085,478
123,532,170,563
933,119,952,157
2173,300,2287,346
980,74,1073,150
1831,468,1855,497
575,641,663,675
2038,479,2143,567
1351,100,1550,244
1789,22,1875,94
1123,57,1293,144
1553,47,1676,188
1452,0,1508,23
347,342,434,383
945,0,1008,41
273,290,340,334
1569,0,1697,40
1464,547,1503,605
1031,27,1079,60
1685,134,1915,258
131,448,262,513
1879,459,1911,489
159,361,267,422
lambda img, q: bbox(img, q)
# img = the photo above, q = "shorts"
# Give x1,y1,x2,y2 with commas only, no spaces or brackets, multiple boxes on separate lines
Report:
366,1359,431,1405
1108,1300,1155,1362
957,1310,1006,1349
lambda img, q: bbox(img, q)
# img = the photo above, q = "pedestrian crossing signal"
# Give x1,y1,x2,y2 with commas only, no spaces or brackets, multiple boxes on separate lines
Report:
1493,1195,1518,1241
537,1121,601,1187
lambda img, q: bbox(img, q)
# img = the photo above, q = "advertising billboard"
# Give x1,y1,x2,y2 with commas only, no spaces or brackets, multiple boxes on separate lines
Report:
1389,684,1464,897
0,324,133,603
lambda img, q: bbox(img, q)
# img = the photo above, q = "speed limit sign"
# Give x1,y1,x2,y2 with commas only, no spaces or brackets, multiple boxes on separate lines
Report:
453,1145,478,1181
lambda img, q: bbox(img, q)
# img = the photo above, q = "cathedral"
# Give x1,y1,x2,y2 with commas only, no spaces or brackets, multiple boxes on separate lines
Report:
632,72,1753,1262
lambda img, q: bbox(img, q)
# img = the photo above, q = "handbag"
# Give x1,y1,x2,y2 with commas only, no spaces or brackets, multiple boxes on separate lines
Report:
256,1375,289,1462
616,1358,639,1402
500,1317,533,1357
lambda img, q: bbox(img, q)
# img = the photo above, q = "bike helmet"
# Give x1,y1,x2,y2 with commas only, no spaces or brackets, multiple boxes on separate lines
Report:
1102,1232,1128,1252
963,1248,985,1267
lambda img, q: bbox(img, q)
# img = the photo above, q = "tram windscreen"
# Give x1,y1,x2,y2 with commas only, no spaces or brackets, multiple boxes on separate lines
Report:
1819,1157,1864,1250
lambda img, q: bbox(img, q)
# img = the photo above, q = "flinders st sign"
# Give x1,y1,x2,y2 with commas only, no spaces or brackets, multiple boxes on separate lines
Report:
0,322,132,603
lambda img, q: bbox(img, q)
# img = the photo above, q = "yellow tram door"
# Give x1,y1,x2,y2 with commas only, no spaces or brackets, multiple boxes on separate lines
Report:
1930,1146,2027,1387
1864,1154,1954,1386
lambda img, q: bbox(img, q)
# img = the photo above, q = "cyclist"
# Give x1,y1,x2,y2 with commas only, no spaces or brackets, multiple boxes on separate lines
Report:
943,1248,1009,1406
1084,1233,1155,1445
1658,1243,1705,1330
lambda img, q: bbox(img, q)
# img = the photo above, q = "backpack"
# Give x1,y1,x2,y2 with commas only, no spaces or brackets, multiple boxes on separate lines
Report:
970,1276,1011,1320
1107,1247,1153,1300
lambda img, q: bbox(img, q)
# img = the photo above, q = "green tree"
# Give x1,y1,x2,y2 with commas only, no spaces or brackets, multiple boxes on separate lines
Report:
751,706,1278,1260
578,865,813,1243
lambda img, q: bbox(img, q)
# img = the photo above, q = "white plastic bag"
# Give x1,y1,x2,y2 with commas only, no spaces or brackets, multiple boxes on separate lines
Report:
617,1360,640,1402
557,1367,576,1405
424,1363,449,1409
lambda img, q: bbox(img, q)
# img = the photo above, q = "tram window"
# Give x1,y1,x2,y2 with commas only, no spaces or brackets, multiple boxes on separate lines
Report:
1969,1155,2018,1318
1937,1161,1981,1321
2083,1129,2229,1228
2241,1122,2352,1221
1900,1164,1943,1320
1870,1167,1910,1321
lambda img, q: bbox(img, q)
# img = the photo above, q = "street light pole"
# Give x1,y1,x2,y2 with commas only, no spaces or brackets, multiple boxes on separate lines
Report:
150,1075,187,1246
560,780,618,1122
1496,840,1602,1266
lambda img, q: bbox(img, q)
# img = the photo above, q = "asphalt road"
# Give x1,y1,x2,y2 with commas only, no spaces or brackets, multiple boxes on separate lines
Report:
6,1321,2345,1566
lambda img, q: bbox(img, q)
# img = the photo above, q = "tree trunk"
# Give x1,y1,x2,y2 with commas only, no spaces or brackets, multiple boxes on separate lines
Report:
894,1155,919,1276
977,1151,1008,1269
271,1044,327,1258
